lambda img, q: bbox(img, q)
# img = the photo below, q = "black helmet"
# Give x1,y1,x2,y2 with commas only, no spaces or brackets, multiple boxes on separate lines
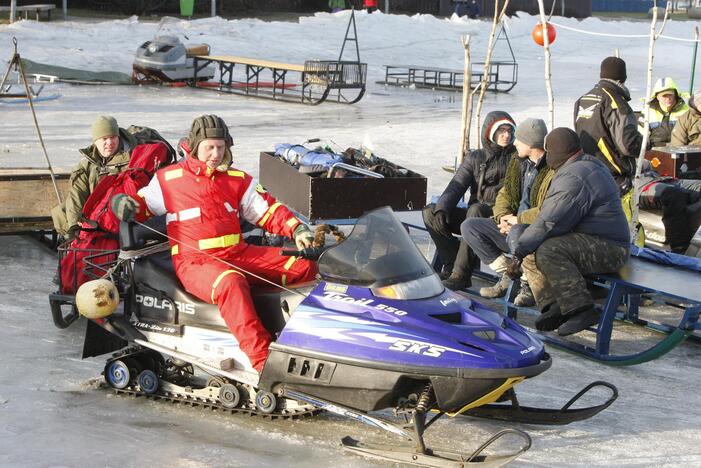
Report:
188,114,234,157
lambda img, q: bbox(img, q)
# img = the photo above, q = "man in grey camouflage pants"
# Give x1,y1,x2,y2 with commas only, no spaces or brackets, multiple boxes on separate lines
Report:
509,128,630,336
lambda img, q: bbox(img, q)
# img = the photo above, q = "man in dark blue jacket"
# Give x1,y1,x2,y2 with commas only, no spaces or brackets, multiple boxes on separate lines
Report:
423,111,516,290
510,128,630,336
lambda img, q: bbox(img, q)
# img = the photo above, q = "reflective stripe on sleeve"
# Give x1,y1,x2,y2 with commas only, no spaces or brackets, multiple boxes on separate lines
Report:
597,138,623,174
257,202,282,227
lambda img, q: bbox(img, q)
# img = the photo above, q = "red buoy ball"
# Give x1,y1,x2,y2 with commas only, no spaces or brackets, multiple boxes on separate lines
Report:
532,22,556,46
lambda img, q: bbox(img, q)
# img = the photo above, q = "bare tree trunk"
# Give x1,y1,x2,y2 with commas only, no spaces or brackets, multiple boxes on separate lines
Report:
474,0,510,149
458,35,473,166
631,2,671,243
536,0,555,130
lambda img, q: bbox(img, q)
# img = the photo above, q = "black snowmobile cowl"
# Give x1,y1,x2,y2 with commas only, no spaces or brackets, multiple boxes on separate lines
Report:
132,35,215,83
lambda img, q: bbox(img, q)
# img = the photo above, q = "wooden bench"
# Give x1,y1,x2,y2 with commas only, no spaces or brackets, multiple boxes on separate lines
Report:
191,54,367,105
0,4,56,21
0,168,69,234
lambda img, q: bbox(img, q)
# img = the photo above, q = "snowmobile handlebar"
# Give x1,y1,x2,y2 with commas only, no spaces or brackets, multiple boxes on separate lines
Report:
280,246,326,261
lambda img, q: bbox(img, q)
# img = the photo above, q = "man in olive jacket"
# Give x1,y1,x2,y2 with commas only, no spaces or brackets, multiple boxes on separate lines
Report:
511,128,630,336
461,118,553,305
423,110,516,290
51,116,150,240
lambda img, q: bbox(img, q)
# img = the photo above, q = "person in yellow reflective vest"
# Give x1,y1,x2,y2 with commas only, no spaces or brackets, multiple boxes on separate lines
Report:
640,77,689,148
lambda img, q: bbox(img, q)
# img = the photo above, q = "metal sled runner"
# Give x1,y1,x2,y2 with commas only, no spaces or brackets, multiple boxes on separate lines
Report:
498,255,701,366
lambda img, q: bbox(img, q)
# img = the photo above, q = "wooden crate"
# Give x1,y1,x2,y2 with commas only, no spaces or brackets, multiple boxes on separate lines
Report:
646,147,701,178
259,152,426,222
0,168,70,233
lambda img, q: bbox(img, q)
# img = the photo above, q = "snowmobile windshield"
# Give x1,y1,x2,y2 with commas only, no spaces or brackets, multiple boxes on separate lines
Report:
318,207,442,295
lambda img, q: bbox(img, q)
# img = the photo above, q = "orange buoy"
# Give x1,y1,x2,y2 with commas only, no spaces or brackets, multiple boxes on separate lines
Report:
532,22,556,46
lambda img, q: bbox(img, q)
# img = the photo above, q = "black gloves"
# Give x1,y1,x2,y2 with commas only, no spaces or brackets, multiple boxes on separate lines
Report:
434,210,451,237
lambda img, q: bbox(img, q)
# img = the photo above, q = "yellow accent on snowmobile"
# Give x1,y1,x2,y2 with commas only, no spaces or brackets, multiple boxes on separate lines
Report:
446,376,525,416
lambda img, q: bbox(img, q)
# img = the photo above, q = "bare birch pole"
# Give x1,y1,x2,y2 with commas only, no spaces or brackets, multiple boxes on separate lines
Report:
458,35,473,166
631,1,671,242
536,0,554,130
474,0,510,149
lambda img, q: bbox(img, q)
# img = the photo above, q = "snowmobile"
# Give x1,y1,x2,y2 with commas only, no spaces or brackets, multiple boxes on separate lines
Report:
132,35,215,84
49,207,617,466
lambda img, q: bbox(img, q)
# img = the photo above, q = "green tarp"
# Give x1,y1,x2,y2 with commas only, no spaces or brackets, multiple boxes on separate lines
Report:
20,58,133,85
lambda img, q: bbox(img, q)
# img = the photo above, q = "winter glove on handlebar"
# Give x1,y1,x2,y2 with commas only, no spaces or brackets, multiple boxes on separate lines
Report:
293,224,315,249
111,194,139,222
434,210,451,237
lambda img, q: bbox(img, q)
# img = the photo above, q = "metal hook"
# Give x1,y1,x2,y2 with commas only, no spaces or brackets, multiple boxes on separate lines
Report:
12,37,18,54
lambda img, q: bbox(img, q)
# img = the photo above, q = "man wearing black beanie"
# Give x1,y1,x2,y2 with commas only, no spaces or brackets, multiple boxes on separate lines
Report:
573,56,642,197
508,128,630,336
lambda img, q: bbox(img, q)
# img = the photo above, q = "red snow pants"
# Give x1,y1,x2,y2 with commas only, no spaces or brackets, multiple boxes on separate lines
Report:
174,243,317,372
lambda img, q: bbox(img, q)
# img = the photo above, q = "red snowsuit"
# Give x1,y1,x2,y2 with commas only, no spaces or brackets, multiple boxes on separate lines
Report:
134,155,317,372
364,0,377,8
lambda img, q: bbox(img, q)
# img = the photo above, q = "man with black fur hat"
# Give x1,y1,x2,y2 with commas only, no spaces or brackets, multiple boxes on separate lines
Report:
574,56,642,195
509,128,630,336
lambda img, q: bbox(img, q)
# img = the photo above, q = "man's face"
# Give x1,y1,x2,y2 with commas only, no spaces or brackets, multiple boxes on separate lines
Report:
197,138,226,169
95,135,119,158
657,91,677,111
494,124,513,148
514,139,530,158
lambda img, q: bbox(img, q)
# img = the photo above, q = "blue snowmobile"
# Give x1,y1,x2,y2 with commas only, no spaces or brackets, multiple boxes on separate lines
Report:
50,207,617,466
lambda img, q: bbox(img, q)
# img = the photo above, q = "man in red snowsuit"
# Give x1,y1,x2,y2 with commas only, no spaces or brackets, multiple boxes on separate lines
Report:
112,115,317,372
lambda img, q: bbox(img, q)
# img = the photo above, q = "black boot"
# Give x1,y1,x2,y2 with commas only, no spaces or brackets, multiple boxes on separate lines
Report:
534,303,566,332
557,305,600,336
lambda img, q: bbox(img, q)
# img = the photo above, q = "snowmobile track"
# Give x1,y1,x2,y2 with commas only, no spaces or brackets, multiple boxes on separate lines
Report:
109,385,322,420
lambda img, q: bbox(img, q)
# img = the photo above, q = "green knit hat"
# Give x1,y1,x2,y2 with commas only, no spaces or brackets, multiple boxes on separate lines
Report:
92,116,119,142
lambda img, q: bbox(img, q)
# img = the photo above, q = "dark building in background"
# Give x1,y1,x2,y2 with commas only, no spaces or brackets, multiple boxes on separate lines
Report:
438,0,591,18
21,0,591,18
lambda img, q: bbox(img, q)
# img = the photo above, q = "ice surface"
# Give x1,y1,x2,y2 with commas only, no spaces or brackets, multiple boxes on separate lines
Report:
1,10,701,467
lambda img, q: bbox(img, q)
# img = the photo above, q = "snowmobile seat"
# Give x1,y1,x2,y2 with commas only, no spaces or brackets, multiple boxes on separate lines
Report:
186,44,210,57
131,246,290,336
119,216,167,251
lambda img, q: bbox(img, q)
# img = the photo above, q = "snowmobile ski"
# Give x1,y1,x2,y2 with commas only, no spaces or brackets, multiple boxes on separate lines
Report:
284,388,531,467
461,381,618,425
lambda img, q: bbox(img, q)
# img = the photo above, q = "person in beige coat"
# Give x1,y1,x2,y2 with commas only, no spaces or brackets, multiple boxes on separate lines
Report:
671,90,701,147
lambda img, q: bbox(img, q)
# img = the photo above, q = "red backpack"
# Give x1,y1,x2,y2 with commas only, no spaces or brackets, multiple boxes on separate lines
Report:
60,142,170,294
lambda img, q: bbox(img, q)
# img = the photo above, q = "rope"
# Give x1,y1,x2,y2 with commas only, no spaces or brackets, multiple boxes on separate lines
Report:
128,219,307,298
6,37,63,205
549,21,701,43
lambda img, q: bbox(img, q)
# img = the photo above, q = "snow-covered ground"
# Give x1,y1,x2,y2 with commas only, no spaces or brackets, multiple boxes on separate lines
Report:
1,10,701,467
